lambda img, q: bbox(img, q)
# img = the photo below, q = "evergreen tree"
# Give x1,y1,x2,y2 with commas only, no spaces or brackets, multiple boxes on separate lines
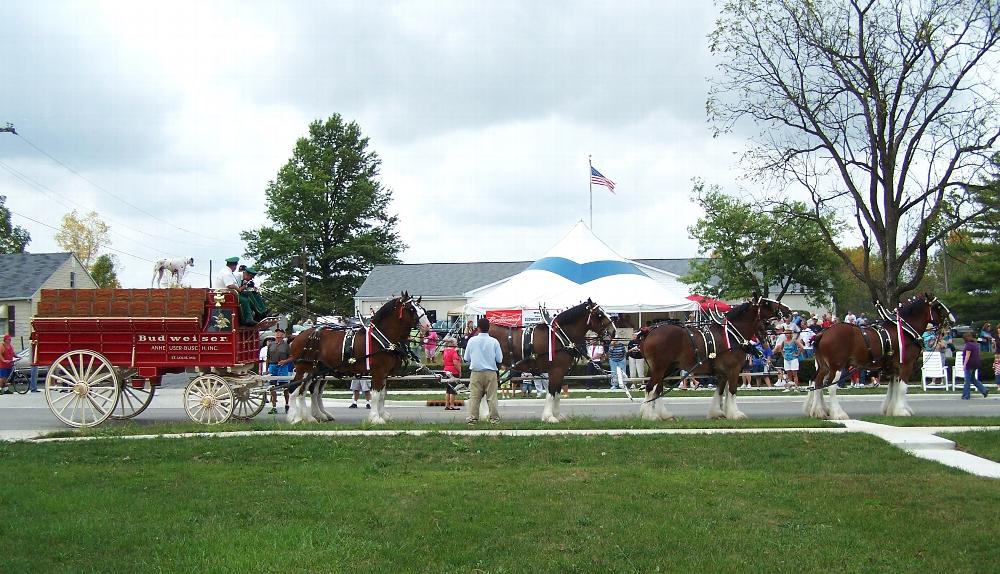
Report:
243,115,404,315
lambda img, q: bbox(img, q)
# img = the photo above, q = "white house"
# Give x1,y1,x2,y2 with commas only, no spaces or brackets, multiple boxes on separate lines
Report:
0,252,97,349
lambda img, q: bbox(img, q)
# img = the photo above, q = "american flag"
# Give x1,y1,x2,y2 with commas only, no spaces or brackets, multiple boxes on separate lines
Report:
590,166,616,193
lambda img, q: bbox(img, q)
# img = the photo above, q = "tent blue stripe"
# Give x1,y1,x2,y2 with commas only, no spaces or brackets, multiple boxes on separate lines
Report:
527,257,645,284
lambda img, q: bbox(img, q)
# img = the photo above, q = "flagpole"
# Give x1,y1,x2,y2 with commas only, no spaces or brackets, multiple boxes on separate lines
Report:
588,155,593,229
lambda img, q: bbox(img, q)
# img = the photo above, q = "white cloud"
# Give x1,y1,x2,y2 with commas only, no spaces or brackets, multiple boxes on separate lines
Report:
0,1,746,292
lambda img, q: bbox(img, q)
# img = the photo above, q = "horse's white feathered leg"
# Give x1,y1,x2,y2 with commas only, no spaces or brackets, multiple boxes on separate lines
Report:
880,378,896,415
884,379,913,416
299,386,318,423
287,389,303,424
368,387,387,424
803,388,816,416
552,392,566,421
723,387,746,420
541,393,559,423
654,396,674,420
827,385,850,420
707,390,725,419
805,388,829,419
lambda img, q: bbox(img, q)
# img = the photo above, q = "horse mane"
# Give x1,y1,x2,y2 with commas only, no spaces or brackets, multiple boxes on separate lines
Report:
556,301,590,324
726,301,753,318
897,296,928,319
371,297,400,324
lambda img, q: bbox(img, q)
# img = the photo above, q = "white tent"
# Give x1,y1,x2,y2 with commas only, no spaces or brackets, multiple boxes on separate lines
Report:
463,221,698,314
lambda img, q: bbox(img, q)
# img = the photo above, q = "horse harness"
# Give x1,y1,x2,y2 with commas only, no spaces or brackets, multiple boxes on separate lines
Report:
295,321,408,378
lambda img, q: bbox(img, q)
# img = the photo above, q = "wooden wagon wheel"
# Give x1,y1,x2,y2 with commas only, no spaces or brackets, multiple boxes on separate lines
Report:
229,376,266,420
109,373,156,420
183,374,234,424
44,350,121,428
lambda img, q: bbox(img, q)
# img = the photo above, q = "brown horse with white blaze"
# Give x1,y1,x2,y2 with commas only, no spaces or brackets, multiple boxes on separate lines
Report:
487,299,616,423
638,296,789,420
285,292,431,424
806,294,954,419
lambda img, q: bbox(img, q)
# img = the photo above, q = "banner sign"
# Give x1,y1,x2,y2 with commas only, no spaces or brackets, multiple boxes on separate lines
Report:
485,309,522,327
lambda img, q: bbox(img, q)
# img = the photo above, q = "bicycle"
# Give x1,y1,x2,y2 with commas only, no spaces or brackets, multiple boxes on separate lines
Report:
2,369,30,395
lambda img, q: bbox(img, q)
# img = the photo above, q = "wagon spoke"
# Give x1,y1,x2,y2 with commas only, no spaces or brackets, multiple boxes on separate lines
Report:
63,359,83,385
82,354,97,382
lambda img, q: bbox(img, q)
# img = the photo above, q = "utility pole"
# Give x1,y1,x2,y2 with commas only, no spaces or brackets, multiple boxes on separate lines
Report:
300,238,308,308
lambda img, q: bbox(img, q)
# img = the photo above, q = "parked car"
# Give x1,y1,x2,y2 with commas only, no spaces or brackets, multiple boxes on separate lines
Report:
13,347,48,380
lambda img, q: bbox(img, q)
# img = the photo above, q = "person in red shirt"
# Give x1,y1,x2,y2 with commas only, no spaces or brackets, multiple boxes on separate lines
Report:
0,334,15,395
441,337,462,410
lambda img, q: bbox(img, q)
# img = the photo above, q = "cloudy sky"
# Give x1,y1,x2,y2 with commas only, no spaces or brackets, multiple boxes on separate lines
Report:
0,1,751,289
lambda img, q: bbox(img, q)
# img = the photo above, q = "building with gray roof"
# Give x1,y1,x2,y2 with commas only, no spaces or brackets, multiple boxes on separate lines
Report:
0,252,96,346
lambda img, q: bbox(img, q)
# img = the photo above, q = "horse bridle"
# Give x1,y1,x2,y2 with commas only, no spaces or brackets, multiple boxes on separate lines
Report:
587,302,616,342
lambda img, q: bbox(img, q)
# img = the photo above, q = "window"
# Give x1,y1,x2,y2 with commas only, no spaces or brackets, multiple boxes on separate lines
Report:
6,305,13,336
70,271,76,288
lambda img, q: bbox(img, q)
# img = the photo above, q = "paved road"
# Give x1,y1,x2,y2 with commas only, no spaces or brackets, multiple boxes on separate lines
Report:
2,373,997,435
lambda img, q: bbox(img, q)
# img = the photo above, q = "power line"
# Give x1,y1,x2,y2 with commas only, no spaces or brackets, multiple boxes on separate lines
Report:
8,209,210,279
13,131,239,244
0,159,222,256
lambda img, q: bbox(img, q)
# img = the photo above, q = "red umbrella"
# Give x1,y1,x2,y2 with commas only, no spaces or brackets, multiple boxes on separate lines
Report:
686,294,732,312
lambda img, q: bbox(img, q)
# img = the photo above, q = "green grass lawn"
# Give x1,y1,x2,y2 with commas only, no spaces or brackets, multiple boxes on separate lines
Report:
42,416,841,439
1,434,997,573
940,429,1000,462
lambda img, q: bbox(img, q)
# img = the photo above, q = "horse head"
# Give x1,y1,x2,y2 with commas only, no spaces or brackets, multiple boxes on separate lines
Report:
398,292,432,332
584,298,617,342
926,293,956,329
898,293,954,333
729,295,789,331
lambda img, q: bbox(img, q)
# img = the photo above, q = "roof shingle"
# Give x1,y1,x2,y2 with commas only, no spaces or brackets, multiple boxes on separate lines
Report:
0,253,73,299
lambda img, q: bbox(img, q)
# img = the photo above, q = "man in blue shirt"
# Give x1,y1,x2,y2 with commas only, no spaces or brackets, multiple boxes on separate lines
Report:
463,317,503,424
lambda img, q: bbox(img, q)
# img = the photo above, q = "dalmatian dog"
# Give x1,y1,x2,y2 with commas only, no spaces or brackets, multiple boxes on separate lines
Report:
151,257,195,288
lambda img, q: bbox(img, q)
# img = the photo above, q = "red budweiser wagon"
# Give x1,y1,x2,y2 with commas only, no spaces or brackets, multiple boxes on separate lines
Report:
32,287,271,427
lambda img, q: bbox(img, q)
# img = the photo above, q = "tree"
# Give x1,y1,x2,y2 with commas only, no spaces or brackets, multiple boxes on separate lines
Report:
682,181,841,307
54,210,109,267
709,0,1000,307
941,170,1000,323
89,254,122,289
832,246,884,316
243,115,405,315
0,195,30,253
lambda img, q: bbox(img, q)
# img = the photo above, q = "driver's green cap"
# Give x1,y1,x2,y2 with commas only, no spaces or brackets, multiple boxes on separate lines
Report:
245,266,257,275
225,257,239,264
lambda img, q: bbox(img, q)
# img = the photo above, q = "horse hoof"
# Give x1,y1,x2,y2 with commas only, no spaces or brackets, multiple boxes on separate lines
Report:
368,416,386,425
542,416,560,424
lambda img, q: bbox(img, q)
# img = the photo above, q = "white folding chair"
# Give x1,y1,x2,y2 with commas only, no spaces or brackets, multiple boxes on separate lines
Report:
921,351,948,390
950,351,965,390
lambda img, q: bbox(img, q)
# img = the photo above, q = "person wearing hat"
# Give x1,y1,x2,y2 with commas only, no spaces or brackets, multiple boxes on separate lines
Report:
0,334,15,395
213,257,242,290
237,266,268,326
922,322,947,387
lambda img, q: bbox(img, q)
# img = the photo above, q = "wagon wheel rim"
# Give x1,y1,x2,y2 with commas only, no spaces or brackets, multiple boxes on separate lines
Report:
183,374,234,424
44,350,120,428
229,377,266,420
109,379,156,420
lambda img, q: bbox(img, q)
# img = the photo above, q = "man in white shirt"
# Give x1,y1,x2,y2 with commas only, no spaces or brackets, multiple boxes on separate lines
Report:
213,257,241,289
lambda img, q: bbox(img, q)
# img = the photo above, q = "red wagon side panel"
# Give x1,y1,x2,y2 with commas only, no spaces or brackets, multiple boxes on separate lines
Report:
32,288,260,379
